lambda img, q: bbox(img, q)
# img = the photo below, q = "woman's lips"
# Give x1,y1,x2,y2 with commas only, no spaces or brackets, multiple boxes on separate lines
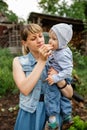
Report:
37,43,44,48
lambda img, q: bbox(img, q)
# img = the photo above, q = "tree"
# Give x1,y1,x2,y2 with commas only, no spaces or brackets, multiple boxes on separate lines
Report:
66,0,86,21
0,0,8,15
38,0,59,14
0,0,18,23
38,0,87,21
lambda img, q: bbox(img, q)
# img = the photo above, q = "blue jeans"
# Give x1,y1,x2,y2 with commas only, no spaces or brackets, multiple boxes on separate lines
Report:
44,82,72,119
44,83,61,116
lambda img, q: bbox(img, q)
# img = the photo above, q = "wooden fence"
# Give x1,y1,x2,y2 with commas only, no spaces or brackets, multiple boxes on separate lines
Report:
0,23,87,55
0,23,22,54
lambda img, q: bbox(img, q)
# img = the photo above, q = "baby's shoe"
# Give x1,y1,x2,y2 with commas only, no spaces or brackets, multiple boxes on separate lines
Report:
62,115,74,130
45,121,58,130
48,121,58,130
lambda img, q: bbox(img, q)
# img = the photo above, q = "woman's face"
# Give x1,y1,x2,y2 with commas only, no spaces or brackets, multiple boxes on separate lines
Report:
25,32,44,53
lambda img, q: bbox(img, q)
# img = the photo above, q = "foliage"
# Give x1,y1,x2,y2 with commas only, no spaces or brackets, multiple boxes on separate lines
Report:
0,48,17,96
38,0,87,21
38,0,59,14
5,10,18,23
0,0,18,22
0,0,8,12
69,116,87,130
66,0,86,21
70,45,87,98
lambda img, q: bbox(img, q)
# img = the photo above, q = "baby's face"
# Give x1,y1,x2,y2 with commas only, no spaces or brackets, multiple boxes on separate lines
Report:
48,30,59,51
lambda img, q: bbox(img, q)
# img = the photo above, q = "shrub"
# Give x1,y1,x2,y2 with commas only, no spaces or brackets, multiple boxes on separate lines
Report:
69,116,87,130
70,45,87,98
0,48,17,95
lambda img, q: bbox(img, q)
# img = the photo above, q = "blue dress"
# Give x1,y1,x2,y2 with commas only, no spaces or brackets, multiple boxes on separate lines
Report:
14,103,62,130
14,102,46,130
14,53,62,130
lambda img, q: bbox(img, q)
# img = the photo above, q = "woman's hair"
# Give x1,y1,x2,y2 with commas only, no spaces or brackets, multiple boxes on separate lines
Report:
21,23,43,55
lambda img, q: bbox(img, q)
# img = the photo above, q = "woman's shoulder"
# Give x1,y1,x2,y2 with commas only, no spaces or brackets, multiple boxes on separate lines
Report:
19,54,30,64
13,56,19,64
13,54,29,65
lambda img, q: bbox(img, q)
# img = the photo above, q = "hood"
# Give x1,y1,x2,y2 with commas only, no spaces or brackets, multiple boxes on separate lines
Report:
51,23,73,49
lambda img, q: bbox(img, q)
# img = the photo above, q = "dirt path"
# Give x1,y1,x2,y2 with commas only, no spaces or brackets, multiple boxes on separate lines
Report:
0,93,87,130
0,93,19,130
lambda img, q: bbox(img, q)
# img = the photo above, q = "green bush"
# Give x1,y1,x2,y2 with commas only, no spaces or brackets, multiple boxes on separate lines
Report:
70,46,87,98
69,116,87,130
0,48,17,96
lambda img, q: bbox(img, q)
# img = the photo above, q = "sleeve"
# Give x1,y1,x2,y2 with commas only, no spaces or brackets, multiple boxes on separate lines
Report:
52,50,73,83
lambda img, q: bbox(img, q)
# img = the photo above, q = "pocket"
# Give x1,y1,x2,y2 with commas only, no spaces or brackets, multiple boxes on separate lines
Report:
22,65,32,76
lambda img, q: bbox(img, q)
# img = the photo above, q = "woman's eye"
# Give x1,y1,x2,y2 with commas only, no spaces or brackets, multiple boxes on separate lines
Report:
31,39,35,41
39,35,43,38
31,37,36,41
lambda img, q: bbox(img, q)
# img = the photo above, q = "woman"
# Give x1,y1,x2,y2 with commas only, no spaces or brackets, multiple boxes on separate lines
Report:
13,23,73,130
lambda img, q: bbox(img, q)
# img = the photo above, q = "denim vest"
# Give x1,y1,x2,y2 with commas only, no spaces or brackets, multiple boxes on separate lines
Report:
18,53,47,113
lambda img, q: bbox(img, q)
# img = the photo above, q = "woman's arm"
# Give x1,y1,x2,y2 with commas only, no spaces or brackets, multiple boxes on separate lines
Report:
13,44,53,96
47,67,73,98
13,57,46,96
57,80,73,98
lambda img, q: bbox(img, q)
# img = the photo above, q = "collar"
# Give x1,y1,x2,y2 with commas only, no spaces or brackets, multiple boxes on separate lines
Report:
28,53,37,66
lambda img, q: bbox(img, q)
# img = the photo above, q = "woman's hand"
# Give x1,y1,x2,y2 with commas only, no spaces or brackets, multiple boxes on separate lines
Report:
39,44,53,61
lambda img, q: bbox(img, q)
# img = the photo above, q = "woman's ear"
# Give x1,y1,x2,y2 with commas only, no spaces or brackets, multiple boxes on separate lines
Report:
21,40,26,46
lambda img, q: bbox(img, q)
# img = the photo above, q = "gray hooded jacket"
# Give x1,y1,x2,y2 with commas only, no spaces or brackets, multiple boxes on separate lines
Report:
49,23,73,83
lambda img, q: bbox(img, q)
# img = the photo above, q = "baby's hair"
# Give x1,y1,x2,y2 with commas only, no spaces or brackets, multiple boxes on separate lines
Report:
21,23,43,55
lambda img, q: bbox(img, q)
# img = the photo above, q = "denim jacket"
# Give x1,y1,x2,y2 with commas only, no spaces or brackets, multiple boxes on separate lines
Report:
18,53,47,113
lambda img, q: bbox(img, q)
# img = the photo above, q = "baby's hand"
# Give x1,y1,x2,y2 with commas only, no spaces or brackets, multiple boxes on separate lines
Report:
46,67,58,85
48,67,58,75
46,75,54,85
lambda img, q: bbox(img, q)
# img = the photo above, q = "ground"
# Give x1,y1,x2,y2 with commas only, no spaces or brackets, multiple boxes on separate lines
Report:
0,93,87,130
0,93,19,130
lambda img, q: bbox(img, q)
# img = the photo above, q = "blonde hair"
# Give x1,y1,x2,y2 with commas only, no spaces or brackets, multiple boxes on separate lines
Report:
22,45,30,55
21,23,43,55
